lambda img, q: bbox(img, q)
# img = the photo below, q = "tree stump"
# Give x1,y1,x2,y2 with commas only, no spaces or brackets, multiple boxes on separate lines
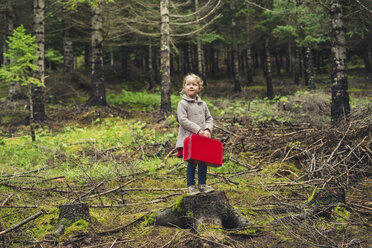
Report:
54,203,90,236
154,191,250,230
272,187,346,224
307,187,345,207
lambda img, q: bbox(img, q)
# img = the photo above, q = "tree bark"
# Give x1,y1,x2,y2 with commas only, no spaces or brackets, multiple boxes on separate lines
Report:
154,191,250,230
330,0,350,124
294,45,300,85
87,3,106,106
32,0,46,122
275,48,281,76
286,44,291,74
245,11,254,85
264,39,274,99
5,0,24,100
62,0,74,73
232,45,242,92
160,0,171,115
148,43,155,91
304,44,315,89
195,0,206,85
363,39,371,72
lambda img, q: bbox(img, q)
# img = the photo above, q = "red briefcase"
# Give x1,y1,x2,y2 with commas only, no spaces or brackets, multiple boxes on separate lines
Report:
183,134,223,167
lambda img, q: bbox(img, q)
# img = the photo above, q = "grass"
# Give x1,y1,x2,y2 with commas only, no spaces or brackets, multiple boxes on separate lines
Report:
0,75,371,247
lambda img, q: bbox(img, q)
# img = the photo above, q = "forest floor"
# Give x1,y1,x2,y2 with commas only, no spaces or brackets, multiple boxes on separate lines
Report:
0,71,371,247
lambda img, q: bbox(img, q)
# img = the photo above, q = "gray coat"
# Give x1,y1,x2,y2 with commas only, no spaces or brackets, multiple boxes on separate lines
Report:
176,94,213,148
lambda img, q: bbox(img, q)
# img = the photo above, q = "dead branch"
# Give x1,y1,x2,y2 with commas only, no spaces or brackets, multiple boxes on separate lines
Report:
90,199,166,208
0,210,44,236
76,180,105,201
0,205,38,209
96,212,151,236
1,194,14,206
88,179,136,198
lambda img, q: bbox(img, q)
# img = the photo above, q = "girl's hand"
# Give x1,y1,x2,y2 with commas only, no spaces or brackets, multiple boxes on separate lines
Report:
204,129,211,138
197,130,205,136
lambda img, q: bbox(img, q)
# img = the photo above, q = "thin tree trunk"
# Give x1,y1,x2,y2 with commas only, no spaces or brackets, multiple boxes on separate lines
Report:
294,45,300,85
232,45,242,92
160,0,171,115
5,0,23,100
87,3,106,106
28,86,36,142
286,44,291,74
264,39,274,99
275,48,281,76
187,42,193,72
330,0,350,124
304,44,315,89
121,45,128,80
195,0,206,84
148,43,155,90
33,0,45,122
245,10,254,85
62,0,74,73
363,39,371,72
84,44,90,70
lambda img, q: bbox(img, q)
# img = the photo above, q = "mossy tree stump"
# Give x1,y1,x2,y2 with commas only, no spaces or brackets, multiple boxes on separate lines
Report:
55,203,90,236
153,191,250,230
274,187,346,224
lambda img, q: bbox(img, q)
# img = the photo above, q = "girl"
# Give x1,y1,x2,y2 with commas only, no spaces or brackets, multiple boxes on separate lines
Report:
176,73,214,195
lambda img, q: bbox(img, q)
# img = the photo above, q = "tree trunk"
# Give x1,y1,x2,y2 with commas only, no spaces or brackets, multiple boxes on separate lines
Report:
275,48,281,76
232,45,242,92
87,3,106,106
245,12,254,85
294,45,300,85
121,45,129,80
160,0,171,115
188,42,193,72
62,0,74,73
264,39,274,99
304,44,315,89
148,43,155,91
330,0,350,124
195,0,206,84
212,47,218,75
5,1,23,100
32,0,45,122
286,44,291,74
154,191,250,230
363,39,371,72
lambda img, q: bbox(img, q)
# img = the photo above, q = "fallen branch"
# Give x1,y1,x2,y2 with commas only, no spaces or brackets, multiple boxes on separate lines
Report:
88,179,136,198
90,199,166,208
0,205,38,209
0,210,44,236
96,212,151,236
76,180,105,201
1,194,14,206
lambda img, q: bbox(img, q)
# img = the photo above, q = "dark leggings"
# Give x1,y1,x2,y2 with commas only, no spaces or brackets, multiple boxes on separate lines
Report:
186,162,207,186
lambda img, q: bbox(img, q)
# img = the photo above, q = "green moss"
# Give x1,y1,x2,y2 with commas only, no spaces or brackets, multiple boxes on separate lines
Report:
144,211,158,225
331,205,351,233
307,188,317,203
59,219,89,240
172,195,185,214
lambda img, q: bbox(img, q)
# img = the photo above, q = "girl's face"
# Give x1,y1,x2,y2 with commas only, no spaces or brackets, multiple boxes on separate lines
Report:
183,76,200,99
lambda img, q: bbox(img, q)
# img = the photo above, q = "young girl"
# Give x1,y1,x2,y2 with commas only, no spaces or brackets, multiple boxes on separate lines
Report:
176,73,214,195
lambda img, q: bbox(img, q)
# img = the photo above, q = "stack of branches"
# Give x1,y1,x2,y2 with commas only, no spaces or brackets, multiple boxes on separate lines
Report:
282,111,372,189
214,110,371,189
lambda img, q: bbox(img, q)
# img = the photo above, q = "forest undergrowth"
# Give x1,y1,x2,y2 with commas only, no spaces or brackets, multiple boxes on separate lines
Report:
0,81,371,247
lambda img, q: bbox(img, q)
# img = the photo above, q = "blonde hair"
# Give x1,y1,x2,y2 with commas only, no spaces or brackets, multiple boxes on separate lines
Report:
182,73,204,92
